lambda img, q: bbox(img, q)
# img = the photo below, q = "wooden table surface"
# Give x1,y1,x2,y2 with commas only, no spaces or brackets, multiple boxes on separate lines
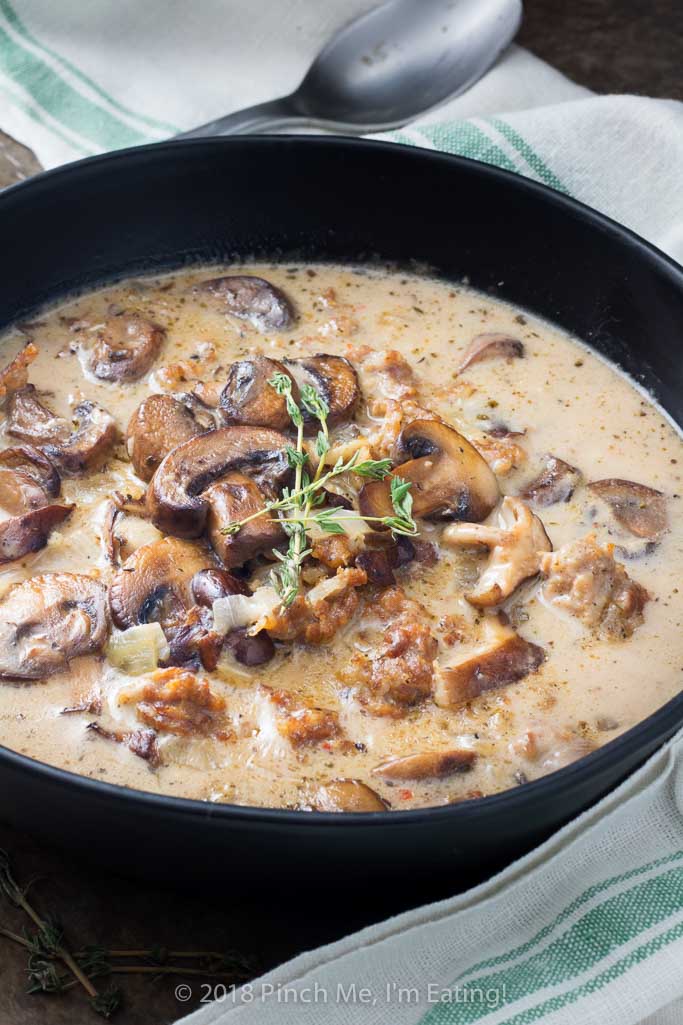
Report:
1,2,681,1022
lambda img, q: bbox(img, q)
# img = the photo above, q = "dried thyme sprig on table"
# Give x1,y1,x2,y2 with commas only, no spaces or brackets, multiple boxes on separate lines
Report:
221,374,417,607
0,848,255,1019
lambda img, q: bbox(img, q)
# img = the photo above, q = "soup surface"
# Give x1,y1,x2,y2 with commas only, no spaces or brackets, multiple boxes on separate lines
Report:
0,264,680,812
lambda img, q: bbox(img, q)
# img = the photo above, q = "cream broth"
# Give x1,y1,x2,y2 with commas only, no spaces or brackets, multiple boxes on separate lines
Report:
0,263,680,811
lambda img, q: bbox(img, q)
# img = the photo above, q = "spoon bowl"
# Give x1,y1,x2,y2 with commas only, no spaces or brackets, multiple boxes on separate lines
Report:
178,0,522,138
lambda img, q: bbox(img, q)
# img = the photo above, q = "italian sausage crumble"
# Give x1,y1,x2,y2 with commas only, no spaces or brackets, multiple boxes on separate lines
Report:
0,264,681,812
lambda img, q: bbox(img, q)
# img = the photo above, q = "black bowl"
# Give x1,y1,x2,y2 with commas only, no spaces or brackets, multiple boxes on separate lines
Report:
0,137,681,886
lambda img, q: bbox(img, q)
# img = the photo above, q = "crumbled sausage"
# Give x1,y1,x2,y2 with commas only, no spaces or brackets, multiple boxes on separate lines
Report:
120,667,231,739
540,536,649,640
340,586,438,716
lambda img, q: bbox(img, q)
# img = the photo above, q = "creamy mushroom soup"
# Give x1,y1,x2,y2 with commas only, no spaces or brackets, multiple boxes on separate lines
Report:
0,264,680,812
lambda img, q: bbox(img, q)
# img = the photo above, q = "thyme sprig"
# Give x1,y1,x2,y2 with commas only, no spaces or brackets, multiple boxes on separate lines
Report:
0,848,255,1019
221,376,418,606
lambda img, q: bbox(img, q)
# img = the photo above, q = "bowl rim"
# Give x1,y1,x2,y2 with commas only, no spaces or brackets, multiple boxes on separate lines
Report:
1,133,682,826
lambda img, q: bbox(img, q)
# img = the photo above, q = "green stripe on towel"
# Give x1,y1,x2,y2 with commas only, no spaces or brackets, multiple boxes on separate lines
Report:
420,860,683,1024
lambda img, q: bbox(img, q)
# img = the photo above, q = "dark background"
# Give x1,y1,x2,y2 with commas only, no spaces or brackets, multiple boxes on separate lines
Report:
0,2,681,1023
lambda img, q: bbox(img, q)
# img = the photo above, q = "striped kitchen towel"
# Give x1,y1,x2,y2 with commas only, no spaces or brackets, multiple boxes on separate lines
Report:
0,0,682,261
1,3,682,1024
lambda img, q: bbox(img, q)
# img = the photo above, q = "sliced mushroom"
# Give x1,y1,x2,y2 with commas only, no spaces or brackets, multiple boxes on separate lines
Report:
284,354,360,429
191,567,250,605
587,479,667,539
520,455,583,507
127,392,212,482
146,426,290,538
86,312,165,382
219,356,298,430
0,503,73,563
0,446,71,562
372,749,476,781
109,537,214,631
443,496,551,606
0,573,109,679
457,333,524,373
359,419,500,524
195,275,295,332
307,779,388,813
86,722,160,767
206,471,284,568
7,386,117,474
434,615,545,709
0,446,60,507
223,627,275,666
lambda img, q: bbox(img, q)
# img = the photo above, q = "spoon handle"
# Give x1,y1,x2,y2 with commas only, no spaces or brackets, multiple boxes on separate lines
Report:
175,98,304,138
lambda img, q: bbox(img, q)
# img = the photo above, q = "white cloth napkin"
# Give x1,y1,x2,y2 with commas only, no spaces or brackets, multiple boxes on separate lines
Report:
1,3,683,1024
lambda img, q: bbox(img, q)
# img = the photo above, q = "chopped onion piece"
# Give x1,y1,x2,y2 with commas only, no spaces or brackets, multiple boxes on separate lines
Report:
212,585,280,635
306,507,371,542
106,622,169,675
306,574,348,605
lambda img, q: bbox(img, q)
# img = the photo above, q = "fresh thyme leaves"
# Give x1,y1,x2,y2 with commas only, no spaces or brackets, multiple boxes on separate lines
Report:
385,474,418,537
220,378,417,605
0,848,255,1019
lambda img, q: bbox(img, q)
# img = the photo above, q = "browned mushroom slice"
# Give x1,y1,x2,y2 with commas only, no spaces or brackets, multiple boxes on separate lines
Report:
109,537,214,632
195,275,295,332
457,333,524,373
219,356,298,430
0,503,73,563
372,749,476,781
434,616,545,709
7,386,117,474
126,392,212,482
87,312,165,382
0,446,60,506
520,455,583,507
360,419,500,524
146,426,290,537
443,496,552,607
86,722,160,767
191,567,251,605
205,471,284,568
6,384,65,442
284,355,360,428
308,779,388,812
587,479,667,539
0,573,109,679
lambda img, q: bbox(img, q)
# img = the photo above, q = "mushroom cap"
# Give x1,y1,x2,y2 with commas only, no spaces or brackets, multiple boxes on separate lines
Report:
520,454,583,507
87,312,165,382
434,616,545,709
372,749,476,781
42,401,118,474
0,446,61,505
219,356,298,431
205,471,284,568
0,573,109,679
360,419,500,524
109,537,215,631
0,503,73,563
146,425,291,538
284,354,360,429
443,496,552,607
587,478,668,539
127,393,210,482
457,333,524,373
7,387,118,474
195,275,296,332
308,779,388,812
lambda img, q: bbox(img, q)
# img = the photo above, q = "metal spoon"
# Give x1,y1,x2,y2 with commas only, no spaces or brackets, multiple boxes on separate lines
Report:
177,0,522,139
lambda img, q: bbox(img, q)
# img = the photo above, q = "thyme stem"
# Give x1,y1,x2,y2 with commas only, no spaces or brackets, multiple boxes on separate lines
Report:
0,850,98,1000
